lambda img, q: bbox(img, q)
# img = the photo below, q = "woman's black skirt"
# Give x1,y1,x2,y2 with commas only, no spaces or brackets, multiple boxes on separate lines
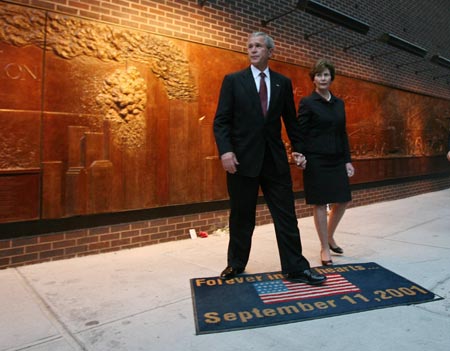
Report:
303,153,352,205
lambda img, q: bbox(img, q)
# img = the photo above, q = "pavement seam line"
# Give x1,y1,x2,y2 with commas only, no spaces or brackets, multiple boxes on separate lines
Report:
77,296,193,333
14,268,88,351
7,335,64,351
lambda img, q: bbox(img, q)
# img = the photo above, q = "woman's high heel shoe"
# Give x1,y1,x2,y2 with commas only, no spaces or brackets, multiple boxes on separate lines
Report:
329,244,344,254
320,249,333,266
321,259,333,266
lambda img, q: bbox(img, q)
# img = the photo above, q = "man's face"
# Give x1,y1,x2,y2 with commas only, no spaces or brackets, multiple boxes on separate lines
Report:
247,35,272,71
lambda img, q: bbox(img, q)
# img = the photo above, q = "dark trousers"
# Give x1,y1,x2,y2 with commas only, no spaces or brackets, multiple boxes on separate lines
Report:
226,149,310,273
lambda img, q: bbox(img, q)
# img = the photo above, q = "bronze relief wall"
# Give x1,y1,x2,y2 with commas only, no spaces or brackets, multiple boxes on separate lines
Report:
0,3,449,224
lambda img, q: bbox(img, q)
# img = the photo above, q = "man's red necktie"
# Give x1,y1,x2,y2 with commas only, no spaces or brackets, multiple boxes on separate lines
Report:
259,72,268,116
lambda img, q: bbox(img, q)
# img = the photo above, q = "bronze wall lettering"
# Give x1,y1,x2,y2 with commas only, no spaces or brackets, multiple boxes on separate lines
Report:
0,63,40,80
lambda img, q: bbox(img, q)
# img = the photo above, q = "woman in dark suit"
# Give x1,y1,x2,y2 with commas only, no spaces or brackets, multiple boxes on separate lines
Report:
297,59,354,266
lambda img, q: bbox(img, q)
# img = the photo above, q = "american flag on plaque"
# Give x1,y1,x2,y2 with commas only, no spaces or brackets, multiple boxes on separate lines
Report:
253,274,360,304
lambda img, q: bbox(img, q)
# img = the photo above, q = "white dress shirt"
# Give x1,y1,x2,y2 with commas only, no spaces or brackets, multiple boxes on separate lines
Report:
251,65,271,109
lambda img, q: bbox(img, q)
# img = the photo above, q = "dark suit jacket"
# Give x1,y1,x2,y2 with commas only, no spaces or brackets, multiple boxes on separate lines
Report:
214,67,302,177
297,91,351,163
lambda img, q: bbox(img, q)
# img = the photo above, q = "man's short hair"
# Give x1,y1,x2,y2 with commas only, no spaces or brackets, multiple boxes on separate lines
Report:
249,31,275,50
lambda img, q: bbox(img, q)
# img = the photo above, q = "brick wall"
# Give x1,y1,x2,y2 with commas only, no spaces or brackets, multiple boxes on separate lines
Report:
1,175,449,269
3,0,449,99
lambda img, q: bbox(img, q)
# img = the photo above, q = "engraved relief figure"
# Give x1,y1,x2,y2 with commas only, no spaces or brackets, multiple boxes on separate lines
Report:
96,67,147,148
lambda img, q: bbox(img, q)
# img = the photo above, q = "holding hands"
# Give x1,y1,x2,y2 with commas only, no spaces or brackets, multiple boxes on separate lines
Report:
346,162,355,177
292,152,307,169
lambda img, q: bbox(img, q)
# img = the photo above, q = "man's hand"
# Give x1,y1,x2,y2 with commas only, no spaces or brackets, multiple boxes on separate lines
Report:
447,151,450,162
292,152,307,169
221,152,239,174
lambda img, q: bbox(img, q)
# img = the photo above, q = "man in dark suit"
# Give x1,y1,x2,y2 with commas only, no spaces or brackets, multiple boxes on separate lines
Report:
213,32,326,285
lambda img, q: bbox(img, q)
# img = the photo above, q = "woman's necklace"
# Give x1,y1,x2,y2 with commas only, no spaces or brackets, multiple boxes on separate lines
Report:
318,90,331,101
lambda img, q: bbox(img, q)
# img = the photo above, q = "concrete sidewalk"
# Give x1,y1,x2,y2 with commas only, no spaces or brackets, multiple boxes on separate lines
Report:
1,189,449,351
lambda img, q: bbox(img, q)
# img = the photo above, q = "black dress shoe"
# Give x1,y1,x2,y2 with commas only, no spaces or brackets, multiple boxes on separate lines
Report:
220,266,244,279
329,244,344,254
286,269,327,285
321,259,333,266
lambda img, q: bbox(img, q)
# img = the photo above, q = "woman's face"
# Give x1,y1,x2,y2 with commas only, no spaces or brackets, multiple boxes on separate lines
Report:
313,68,332,91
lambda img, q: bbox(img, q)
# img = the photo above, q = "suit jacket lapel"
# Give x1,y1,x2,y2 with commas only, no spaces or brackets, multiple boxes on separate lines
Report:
239,67,284,118
268,70,281,117
240,67,265,116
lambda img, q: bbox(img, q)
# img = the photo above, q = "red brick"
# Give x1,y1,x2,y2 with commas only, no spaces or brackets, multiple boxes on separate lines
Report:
192,220,207,227
30,0,56,10
0,258,11,269
102,2,120,11
65,245,88,255
77,237,99,245
199,212,214,220
40,234,65,243
110,224,131,233
131,235,150,244
68,1,89,10
168,217,182,224
26,243,52,253
40,249,65,259
141,227,158,235
12,237,38,247
53,240,77,249
176,222,192,230
99,247,120,253
121,230,140,239
151,233,168,240
11,253,38,264
66,230,89,239
149,218,168,226
176,234,190,240
131,222,149,230
79,10,100,20
89,227,110,235
0,247,24,258
167,229,184,237
112,0,129,6
100,233,120,241
111,238,131,247
89,242,110,250
183,214,200,222
56,5,78,14
120,19,139,28
159,224,176,232
0,241,11,250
